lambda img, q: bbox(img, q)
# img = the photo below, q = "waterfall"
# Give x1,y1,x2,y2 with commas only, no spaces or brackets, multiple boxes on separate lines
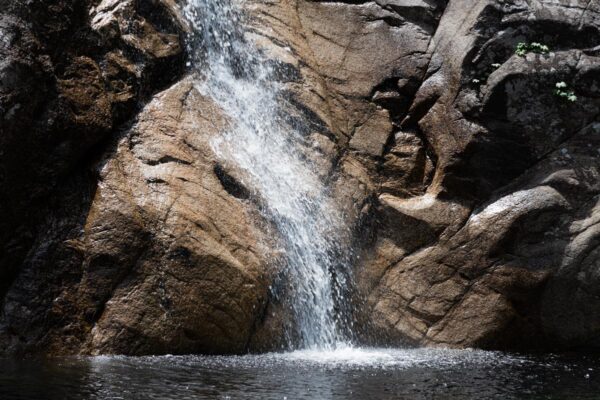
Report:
182,0,354,350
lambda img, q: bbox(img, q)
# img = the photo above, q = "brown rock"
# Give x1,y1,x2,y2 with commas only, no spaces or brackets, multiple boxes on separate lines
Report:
2,0,600,356
360,0,600,351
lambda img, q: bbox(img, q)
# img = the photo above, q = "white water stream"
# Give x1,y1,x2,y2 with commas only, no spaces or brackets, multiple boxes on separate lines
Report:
183,0,353,349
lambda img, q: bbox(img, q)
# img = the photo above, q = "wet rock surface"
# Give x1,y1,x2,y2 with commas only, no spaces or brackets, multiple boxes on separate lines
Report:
1,0,599,355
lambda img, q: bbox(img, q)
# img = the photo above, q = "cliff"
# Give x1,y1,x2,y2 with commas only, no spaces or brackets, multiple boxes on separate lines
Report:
0,0,599,355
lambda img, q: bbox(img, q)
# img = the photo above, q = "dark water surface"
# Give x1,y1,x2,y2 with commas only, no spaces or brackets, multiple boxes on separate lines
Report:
1,347,598,399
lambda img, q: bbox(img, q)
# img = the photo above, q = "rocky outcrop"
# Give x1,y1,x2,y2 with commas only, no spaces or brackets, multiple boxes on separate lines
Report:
0,0,186,354
360,0,600,350
78,78,277,355
1,0,599,355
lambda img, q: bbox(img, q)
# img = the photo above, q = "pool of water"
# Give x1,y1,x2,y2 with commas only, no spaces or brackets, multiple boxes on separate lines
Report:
1,347,598,399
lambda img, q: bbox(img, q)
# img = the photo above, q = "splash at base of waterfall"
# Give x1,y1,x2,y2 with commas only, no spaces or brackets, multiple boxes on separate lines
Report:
3,349,599,399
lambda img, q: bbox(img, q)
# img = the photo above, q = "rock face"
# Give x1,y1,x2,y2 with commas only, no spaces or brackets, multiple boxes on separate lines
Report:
81,78,277,355
1,0,599,355
0,0,187,354
360,0,600,351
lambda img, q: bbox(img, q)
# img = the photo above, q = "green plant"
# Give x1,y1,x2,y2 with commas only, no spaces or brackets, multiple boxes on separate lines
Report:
516,42,550,56
515,42,528,56
554,81,577,102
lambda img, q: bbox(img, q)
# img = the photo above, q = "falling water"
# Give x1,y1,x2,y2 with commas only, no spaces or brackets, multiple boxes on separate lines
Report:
182,0,353,349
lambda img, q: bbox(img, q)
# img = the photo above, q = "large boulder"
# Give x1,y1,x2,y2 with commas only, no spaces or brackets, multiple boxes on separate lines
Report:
78,78,276,355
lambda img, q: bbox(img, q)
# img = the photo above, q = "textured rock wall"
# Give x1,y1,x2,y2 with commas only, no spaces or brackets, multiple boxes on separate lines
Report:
0,0,599,355
0,0,187,354
361,0,600,350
